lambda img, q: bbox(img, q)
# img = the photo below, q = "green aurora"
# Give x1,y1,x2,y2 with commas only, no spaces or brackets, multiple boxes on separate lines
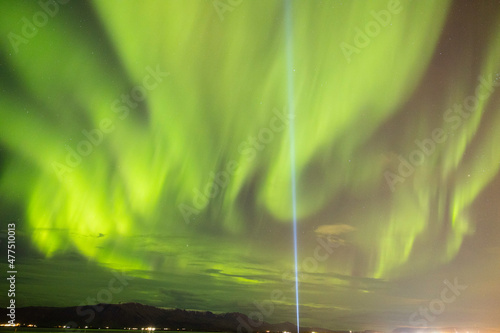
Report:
1,0,500,330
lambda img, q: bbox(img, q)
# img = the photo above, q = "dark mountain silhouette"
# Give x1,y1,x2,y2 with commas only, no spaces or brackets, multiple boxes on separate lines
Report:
0,302,341,333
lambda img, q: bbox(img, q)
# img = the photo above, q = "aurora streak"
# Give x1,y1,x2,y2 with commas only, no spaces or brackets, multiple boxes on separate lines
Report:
1,0,500,330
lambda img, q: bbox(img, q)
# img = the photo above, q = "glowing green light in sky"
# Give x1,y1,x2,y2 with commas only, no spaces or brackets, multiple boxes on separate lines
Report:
1,0,499,289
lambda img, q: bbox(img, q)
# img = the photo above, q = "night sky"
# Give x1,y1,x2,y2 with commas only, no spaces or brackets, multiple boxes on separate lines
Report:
1,0,500,331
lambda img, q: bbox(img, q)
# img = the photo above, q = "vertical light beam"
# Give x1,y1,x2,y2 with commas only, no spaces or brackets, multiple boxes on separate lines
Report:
284,0,300,332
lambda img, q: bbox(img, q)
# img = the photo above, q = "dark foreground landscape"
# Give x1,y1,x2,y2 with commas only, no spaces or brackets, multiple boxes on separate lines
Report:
0,303,339,333
2,303,497,333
